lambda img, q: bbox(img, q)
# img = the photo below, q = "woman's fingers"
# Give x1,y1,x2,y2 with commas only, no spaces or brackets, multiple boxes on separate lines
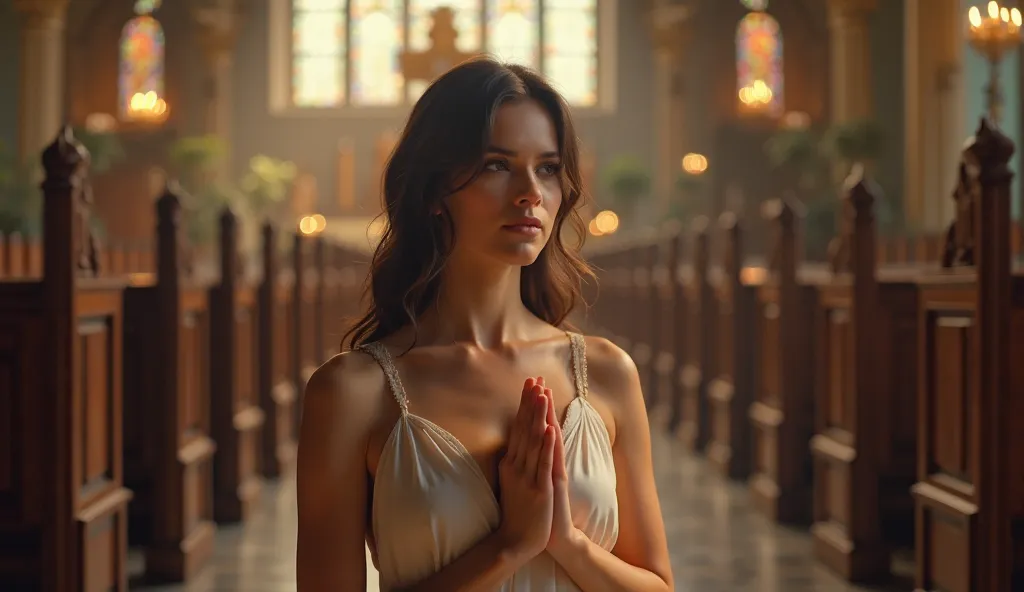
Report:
544,387,557,428
537,425,556,486
507,378,535,465
523,392,549,475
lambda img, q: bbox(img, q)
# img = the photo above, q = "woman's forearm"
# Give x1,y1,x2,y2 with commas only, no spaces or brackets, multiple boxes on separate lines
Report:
549,530,672,592
394,531,533,592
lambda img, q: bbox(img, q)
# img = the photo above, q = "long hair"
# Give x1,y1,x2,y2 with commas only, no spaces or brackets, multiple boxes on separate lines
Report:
343,57,594,351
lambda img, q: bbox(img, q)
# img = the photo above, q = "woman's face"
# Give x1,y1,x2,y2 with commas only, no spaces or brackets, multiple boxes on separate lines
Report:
445,98,563,267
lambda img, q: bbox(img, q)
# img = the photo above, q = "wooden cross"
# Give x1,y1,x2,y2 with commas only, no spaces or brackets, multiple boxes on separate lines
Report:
399,7,479,84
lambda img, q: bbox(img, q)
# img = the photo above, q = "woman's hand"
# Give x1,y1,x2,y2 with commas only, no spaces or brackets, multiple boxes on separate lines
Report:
536,378,583,556
496,378,557,560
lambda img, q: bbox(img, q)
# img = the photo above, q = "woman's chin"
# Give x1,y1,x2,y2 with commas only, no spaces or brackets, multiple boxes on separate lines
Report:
492,242,544,267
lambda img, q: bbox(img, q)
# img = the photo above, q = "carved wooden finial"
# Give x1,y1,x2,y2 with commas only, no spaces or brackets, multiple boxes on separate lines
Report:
156,181,194,277
843,163,878,215
42,125,100,276
718,210,738,233
830,165,879,274
764,193,803,274
968,117,1016,182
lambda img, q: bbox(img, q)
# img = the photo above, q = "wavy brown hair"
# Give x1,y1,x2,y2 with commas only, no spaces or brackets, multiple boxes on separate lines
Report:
343,57,594,351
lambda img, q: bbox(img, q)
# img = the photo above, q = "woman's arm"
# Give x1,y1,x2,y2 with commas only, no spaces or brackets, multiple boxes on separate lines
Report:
393,531,532,592
547,337,674,592
296,353,380,591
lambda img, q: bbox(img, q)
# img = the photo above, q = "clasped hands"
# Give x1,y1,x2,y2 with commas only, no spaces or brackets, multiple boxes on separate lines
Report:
496,376,582,562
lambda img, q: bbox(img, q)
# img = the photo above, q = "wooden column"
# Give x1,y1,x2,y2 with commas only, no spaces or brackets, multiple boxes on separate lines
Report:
191,0,242,178
827,0,877,124
650,4,692,214
970,119,1014,592
12,0,68,167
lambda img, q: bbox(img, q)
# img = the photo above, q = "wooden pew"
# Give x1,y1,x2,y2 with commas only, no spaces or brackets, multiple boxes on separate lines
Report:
664,229,689,435
707,211,757,479
810,168,918,581
208,208,265,523
750,197,817,524
0,127,133,590
679,218,713,452
648,223,681,418
122,184,216,582
911,119,1024,592
258,222,298,479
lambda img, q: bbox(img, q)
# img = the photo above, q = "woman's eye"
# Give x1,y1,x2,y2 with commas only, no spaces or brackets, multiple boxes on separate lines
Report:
537,163,561,176
483,160,509,172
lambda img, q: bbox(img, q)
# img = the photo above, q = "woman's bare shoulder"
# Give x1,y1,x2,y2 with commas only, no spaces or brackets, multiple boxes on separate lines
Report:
302,349,391,429
577,334,643,408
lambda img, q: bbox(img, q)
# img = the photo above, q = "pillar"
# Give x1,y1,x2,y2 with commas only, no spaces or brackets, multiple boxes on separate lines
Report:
904,0,962,229
650,3,692,215
827,0,877,124
191,1,241,179
12,0,69,167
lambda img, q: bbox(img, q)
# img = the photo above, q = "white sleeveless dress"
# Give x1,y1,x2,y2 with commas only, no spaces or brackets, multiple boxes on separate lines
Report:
357,332,619,591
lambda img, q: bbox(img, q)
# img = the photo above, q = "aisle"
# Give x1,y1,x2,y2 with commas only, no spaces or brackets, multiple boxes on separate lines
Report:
131,428,893,591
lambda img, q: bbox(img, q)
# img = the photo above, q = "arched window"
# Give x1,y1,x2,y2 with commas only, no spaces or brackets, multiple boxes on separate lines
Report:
736,12,783,116
289,0,603,108
119,0,167,121
741,0,768,11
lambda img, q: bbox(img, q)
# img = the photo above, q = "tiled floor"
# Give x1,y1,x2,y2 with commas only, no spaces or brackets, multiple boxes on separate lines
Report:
131,428,910,591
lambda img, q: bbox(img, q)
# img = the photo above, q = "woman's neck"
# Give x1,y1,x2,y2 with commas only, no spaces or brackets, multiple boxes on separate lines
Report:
423,257,536,349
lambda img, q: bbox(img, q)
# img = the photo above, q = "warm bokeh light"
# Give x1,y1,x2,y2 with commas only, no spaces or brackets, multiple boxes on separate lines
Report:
589,210,619,236
739,79,773,107
682,153,708,175
127,90,169,122
781,111,811,130
298,214,327,235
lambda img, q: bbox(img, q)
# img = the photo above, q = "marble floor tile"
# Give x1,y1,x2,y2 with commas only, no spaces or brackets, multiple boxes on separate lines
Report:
130,428,910,591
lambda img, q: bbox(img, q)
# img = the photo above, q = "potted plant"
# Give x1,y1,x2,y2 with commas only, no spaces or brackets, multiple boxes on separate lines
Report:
601,155,651,225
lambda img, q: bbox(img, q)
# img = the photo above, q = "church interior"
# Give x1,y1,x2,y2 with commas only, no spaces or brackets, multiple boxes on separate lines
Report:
1,0,1023,590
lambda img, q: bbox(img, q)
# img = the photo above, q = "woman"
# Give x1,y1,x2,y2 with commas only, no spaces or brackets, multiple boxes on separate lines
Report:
296,57,673,591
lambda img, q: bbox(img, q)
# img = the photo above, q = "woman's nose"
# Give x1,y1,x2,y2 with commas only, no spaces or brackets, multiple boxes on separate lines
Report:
515,176,544,207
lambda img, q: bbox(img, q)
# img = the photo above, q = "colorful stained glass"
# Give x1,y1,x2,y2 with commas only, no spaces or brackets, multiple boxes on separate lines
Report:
350,0,404,105
736,12,783,114
741,0,768,11
118,15,165,119
407,0,481,101
286,0,605,108
292,0,346,106
542,0,598,106
486,0,539,68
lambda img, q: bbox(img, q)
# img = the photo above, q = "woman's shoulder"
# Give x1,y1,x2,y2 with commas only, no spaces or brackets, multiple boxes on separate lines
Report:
576,334,643,408
302,348,392,429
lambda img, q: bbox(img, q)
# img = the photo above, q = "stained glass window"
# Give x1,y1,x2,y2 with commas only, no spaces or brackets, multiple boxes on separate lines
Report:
408,0,482,101
741,0,768,11
292,0,347,107
118,14,165,119
288,0,601,108
351,0,404,105
736,12,783,115
486,0,539,68
543,0,598,106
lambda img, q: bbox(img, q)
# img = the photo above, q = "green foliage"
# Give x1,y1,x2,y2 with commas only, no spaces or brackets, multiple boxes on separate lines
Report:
0,141,41,237
167,136,297,253
73,128,125,174
820,120,884,166
601,155,651,204
667,173,710,223
238,154,298,219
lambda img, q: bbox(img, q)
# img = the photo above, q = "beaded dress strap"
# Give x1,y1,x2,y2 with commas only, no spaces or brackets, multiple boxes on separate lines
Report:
356,342,409,415
566,332,589,399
